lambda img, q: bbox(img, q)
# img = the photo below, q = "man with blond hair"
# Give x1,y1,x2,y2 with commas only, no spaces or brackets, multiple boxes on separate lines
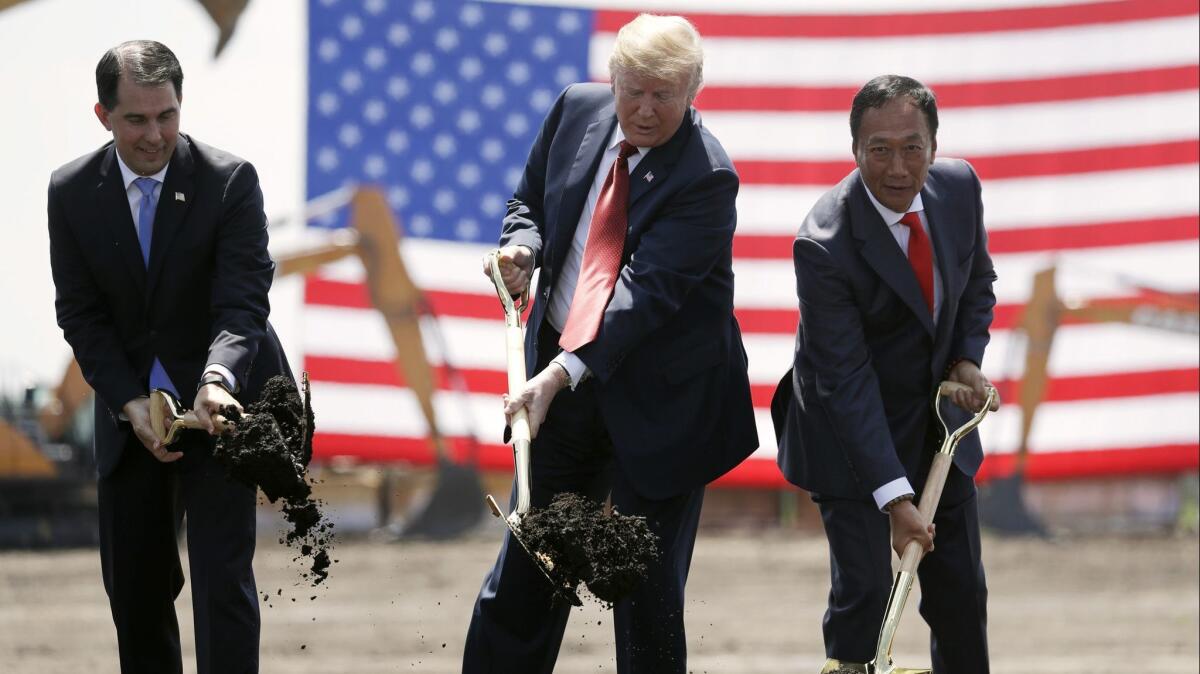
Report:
464,14,757,673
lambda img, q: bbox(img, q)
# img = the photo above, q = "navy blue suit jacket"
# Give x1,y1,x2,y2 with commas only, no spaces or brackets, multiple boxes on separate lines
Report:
48,134,292,477
501,83,758,500
771,160,997,498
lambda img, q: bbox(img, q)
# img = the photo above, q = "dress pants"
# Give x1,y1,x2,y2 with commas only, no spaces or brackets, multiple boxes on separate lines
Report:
812,459,990,674
97,429,259,674
462,326,706,674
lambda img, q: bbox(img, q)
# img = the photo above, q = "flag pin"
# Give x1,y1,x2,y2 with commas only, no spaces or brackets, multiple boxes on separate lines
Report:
644,172,654,183
175,192,185,202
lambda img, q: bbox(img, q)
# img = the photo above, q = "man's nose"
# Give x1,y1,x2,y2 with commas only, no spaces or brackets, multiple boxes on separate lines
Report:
886,150,907,176
144,121,162,143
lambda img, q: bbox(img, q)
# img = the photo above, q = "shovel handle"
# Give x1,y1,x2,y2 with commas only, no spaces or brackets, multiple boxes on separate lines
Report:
490,252,534,517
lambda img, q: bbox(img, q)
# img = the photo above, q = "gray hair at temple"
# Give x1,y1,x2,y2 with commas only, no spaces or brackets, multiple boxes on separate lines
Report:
96,40,184,111
608,14,705,103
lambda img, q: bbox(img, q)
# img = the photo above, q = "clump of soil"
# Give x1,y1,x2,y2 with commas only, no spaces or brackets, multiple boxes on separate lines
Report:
518,492,659,606
214,374,333,585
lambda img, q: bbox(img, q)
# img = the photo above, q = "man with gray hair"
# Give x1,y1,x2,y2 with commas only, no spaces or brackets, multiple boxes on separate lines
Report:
48,40,291,673
465,13,757,673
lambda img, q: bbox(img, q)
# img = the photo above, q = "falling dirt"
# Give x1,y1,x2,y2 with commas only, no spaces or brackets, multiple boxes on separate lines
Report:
214,374,333,586
519,492,659,606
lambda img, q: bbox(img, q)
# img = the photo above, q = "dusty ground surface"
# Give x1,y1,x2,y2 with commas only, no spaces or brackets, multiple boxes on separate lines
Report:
0,528,1196,673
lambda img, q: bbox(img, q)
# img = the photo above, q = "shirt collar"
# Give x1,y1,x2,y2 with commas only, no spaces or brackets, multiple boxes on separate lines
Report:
115,150,169,191
860,175,924,227
607,125,648,158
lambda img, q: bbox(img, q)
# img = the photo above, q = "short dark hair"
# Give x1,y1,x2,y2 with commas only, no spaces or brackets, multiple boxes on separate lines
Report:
849,75,938,146
96,40,183,111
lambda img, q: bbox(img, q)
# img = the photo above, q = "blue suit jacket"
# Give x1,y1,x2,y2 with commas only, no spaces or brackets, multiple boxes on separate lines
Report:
48,135,292,477
771,160,997,498
501,83,759,500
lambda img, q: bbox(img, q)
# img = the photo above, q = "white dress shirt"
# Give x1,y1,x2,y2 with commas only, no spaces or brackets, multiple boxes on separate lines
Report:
547,125,647,388
860,181,944,511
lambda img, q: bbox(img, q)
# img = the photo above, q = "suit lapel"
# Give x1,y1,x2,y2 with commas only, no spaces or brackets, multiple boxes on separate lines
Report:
923,177,958,349
146,135,196,293
849,176,936,336
550,106,615,271
627,107,694,208
96,146,147,293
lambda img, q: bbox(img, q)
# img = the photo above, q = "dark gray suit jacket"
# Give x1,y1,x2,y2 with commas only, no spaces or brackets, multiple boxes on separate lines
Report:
772,160,997,498
501,83,759,499
48,134,291,477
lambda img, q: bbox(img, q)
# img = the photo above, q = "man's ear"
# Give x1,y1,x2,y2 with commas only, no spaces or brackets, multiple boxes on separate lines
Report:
930,136,938,162
94,103,112,131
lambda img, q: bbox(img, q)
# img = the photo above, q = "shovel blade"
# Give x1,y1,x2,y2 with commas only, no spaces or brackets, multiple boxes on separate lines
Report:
821,660,930,674
484,494,583,607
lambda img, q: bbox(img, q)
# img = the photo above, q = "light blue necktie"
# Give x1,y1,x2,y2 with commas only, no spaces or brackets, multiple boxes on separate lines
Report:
133,177,178,397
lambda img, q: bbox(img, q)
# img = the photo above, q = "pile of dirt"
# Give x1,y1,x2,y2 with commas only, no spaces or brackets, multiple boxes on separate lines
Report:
214,374,333,585
518,492,659,606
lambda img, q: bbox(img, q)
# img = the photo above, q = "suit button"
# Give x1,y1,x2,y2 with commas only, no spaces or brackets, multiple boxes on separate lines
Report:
542,287,550,299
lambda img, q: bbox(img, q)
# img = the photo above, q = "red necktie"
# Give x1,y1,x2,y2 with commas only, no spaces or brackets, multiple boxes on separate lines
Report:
559,141,639,351
900,210,935,315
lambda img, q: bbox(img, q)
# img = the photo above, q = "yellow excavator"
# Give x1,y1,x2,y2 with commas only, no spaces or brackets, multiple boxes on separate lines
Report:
980,264,1200,534
0,186,483,545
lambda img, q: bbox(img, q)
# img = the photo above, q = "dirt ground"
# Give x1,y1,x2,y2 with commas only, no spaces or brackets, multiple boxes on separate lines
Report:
0,526,1196,674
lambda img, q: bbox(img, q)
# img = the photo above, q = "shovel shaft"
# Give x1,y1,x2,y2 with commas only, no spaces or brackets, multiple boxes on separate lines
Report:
505,323,533,516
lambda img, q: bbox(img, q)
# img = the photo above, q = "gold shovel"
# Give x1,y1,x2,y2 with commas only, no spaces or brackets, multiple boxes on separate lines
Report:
149,388,234,444
823,380,998,674
484,252,582,606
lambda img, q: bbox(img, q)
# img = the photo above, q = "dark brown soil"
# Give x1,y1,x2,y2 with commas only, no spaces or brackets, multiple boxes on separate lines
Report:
518,492,659,606
214,374,333,586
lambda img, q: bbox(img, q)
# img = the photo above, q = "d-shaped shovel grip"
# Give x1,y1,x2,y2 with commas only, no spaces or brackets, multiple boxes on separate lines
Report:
487,253,533,518
149,389,236,446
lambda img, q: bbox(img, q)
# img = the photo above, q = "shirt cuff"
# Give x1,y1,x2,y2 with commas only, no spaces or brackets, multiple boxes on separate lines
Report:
204,364,238,393
551,351,590,390
873,477,915,512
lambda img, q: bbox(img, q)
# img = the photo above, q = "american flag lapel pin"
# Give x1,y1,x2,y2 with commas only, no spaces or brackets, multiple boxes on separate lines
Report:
644,172,654,183
175,192,185,202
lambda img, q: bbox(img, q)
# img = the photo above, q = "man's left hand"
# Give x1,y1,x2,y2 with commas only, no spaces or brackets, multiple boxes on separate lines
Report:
193,383,241,434
947,360,1000,412
502,363,570,439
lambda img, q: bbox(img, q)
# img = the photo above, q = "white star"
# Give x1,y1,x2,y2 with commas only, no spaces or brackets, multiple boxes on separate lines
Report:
480,193,505,217
341,15,363,39
340,69,363,93
459,57,483,81
507,62,530,86
555,65,579,88
387,186,410,209
557,11,582,34
364,0,386,15
364,46,387,70
456,218,481,240
457,109,481,133
411,51,435,76
363,99,387,124
388,23,411,47
434,189,456,214
338,123,362,147
433,80,458,105
508,8,532,31
530,89,554,112
318,38,340,62
410,159,434,184
435,27,459,52
317,147,339,172
364,155,387,179
480,138,504,163
504,113,529,137
459,3,484,27
386,130,409,154
532,36,556,61
504,166,523,190
316,91,340,116
432,133,456,158
411,0,435,23
480,85,505,109
409,104,434,129
387,76,410,100
410,213,433,236
483,33,507,57
457,163,481,187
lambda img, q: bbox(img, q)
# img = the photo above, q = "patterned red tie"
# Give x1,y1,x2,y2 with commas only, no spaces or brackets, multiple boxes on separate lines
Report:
900,210,935,314
559,140,639,351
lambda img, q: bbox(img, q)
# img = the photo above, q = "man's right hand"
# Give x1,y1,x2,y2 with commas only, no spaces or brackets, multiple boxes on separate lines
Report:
889,499,934,559
482,245,533,298
123,396,184,463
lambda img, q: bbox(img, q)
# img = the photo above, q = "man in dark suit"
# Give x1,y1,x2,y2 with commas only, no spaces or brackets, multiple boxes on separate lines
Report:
771,75,1000,673
47,40,290,674
464,14,758,673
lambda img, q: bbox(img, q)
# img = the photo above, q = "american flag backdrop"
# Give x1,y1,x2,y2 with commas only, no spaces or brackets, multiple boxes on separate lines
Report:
302,0,1199,487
